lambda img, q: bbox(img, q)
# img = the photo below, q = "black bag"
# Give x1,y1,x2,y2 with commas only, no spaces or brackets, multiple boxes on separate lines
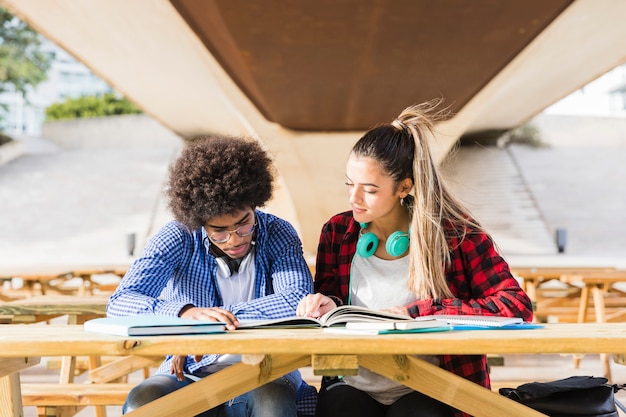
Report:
498,376,626,417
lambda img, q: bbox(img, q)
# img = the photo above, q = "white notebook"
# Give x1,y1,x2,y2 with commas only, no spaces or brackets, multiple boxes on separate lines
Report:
415,314,524,327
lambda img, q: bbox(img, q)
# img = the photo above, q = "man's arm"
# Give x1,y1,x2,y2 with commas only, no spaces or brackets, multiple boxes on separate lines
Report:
224,217,313,320
106,222,192,317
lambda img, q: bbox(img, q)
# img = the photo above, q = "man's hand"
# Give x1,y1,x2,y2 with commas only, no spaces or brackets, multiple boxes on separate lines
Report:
170,355,186,381
296,293,337,318
179,306,239,330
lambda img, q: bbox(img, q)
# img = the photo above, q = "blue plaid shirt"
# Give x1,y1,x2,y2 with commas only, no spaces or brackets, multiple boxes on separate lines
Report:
107,210,314,373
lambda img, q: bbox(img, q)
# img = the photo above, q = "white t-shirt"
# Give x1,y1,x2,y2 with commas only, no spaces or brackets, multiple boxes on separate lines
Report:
215,248,256,305
203,248,256,372
345,253,440,405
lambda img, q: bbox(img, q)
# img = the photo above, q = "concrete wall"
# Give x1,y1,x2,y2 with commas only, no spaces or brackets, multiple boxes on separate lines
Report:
532,114,626,147
41,114,183,149
0,139,23,166
38,112,626,151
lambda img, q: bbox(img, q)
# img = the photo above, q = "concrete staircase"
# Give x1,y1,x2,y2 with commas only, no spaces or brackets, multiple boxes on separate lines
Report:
442,145,557,257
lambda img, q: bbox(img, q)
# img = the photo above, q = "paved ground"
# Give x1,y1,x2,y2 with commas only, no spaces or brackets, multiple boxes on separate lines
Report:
0,135,181,267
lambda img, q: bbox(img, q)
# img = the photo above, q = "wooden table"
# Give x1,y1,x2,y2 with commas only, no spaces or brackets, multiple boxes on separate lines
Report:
4,323,626,417
0,295,155,417
559,270,626,380
559,271,626,324
0,294,110,324
510,266,616,307
0,265,129,298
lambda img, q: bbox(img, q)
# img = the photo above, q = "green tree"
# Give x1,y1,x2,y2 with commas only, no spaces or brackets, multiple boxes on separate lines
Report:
0,8,51,98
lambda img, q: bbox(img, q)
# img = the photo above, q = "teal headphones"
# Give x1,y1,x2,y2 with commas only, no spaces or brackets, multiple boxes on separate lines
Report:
356,222,410,258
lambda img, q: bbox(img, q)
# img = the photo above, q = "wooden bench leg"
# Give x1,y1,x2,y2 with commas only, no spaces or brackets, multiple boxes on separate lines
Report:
88,355,108,417
591,286,612,381
573,286,590,369
1,373,24,417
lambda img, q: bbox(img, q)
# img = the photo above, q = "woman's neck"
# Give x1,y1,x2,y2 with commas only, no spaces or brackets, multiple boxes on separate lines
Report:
368,207,411,239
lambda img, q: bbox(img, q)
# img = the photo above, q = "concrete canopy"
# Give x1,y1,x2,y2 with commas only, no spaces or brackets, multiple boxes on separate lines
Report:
2,0,625,256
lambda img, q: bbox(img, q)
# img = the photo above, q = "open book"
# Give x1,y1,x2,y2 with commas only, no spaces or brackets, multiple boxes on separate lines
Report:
84,315,227,336
238,305,448,331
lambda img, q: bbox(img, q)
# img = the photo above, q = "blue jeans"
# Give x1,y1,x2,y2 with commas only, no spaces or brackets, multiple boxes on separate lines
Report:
123,370,300,417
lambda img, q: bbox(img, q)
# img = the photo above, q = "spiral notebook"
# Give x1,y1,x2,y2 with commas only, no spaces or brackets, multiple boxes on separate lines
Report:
414,314,540,329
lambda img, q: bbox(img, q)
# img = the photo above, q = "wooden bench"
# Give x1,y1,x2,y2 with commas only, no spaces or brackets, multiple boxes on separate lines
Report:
21,350,158,417
22,383,136,417
22,383,135,406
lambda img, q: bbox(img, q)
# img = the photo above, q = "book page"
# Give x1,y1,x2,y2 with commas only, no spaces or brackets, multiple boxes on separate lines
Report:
237,305,414,329
320,305,416,327
237,316,322,329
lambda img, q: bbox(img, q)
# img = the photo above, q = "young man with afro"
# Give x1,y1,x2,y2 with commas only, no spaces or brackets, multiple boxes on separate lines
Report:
107,135,316,416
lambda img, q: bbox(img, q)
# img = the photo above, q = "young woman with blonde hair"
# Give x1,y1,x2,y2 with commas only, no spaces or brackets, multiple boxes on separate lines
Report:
297,102,533,417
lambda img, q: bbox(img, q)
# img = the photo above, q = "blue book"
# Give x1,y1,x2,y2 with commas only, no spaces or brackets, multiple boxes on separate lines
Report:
414,314,543,330
84,315,227,336
450,323,544,330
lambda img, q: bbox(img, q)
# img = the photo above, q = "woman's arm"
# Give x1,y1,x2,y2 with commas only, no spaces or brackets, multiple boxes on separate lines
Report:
406,231,533,321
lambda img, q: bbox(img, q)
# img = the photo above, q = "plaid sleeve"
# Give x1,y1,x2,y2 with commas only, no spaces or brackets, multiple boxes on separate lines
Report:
106,221,194,317
314,211,358,304
406,228,533,322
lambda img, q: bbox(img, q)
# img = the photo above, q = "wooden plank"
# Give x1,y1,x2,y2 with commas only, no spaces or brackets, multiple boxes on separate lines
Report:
0,265,128,297
510,267,616,279
35,405,81,417
0,357,40,378
1,373,24,417
7,324,626,357
0,295,109,317
87,356,160,384
0,357,39,417
359,355,547,417
312,354,358,376
124,355,310,417
22,383,136,406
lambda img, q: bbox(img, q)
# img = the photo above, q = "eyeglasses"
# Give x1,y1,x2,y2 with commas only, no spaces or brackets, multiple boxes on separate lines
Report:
207,221,256,243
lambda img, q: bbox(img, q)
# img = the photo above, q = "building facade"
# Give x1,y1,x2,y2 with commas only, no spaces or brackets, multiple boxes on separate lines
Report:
0,40,112,135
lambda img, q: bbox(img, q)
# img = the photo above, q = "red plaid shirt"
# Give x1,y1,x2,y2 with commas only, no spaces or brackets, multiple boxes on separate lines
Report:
314,211,533,417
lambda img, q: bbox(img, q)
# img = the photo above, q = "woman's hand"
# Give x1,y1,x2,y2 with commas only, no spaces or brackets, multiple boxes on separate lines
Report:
296,293,337,318
180,306,239,330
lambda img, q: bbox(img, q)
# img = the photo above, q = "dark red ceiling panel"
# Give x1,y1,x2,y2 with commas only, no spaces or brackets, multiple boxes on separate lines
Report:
171,0,573,131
